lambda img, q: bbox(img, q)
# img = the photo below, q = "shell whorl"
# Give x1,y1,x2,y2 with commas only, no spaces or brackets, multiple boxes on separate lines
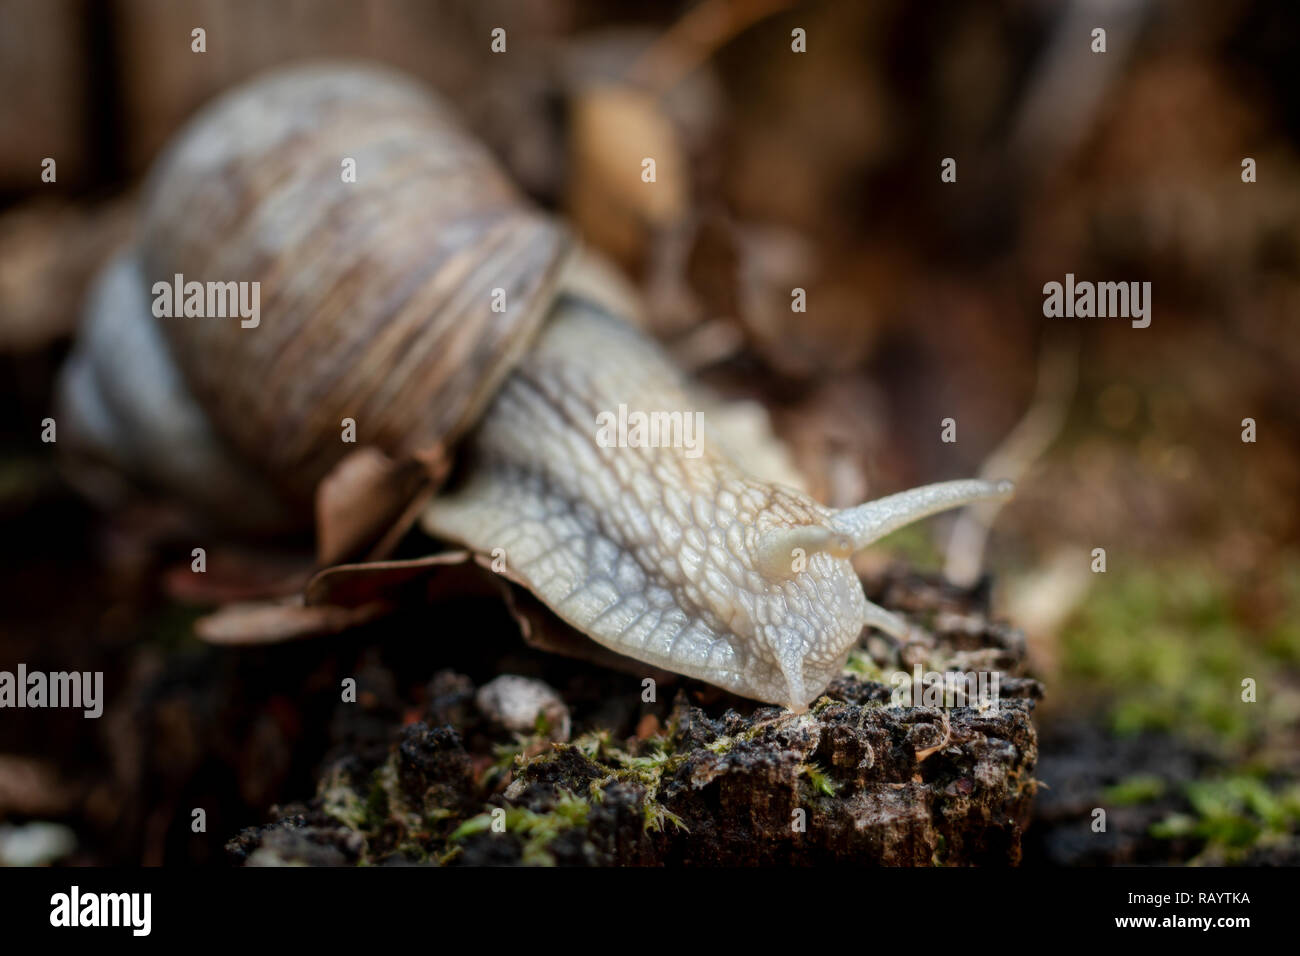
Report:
137,64,571,504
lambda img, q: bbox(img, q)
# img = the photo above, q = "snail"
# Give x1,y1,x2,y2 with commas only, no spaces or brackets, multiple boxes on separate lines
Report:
55,64,1014,711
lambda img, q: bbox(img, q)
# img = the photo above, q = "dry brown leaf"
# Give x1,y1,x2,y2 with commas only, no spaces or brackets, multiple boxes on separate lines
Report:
162,547,312,605
304,550,485,608
568,84,688,265
194,596,388,646
314,447,433,566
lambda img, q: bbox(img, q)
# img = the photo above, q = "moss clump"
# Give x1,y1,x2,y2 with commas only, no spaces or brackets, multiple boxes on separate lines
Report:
320,766,370,830
799,762,838,797
872,524,944,569
1102,774,1167,806
1060,557,1300,744
363,768,390,825
1151,774,1300,862
485,732,552,786
450,790,590,866
1263,560,1300,664
842,649,888,682
594,741,690,834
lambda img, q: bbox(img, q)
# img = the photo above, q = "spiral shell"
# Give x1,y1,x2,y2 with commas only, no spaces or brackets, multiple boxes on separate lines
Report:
136,64,571,505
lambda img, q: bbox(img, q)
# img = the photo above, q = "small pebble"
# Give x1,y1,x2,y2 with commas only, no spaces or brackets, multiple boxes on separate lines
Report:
0,822,76,866
475,675,571,742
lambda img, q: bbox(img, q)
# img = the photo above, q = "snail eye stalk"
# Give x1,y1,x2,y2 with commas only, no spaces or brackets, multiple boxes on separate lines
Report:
829,479,1015,554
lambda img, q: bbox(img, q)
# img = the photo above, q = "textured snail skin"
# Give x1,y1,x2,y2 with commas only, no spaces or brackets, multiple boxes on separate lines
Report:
422,298,1013,710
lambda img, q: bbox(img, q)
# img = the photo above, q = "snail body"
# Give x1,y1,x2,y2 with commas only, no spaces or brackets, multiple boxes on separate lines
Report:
58,64,1013,710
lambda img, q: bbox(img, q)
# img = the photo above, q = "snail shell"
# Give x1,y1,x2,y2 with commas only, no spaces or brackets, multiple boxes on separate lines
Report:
59,64,1014,709
64,64,570,520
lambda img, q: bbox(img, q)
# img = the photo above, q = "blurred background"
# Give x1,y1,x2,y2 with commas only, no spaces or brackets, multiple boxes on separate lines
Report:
0,0,1297,865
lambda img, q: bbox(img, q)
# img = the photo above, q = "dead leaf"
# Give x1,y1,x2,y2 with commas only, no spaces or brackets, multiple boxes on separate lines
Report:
163,547,313,604
568,84,688,266
304,550,486,608
194,597,388,646
314,447,434,566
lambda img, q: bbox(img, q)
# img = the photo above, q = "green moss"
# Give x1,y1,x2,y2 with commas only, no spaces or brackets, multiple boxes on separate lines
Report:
1059,557,1300,744
320,768,369,830
601,743,690,833
931,833,948,866
449,790,591,866
872,522,943,568
550,789,591,825
613,747,678,778
364,769,389,823
1151,775,1300,861
799,762,837,797
447,813,494,841
318,756,440,864
454,726,698,847
1103,774,1167,806
572,729,614,761
843,649,887,682
643,802,688,833
484,731,551,786
1263,561,1300,664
